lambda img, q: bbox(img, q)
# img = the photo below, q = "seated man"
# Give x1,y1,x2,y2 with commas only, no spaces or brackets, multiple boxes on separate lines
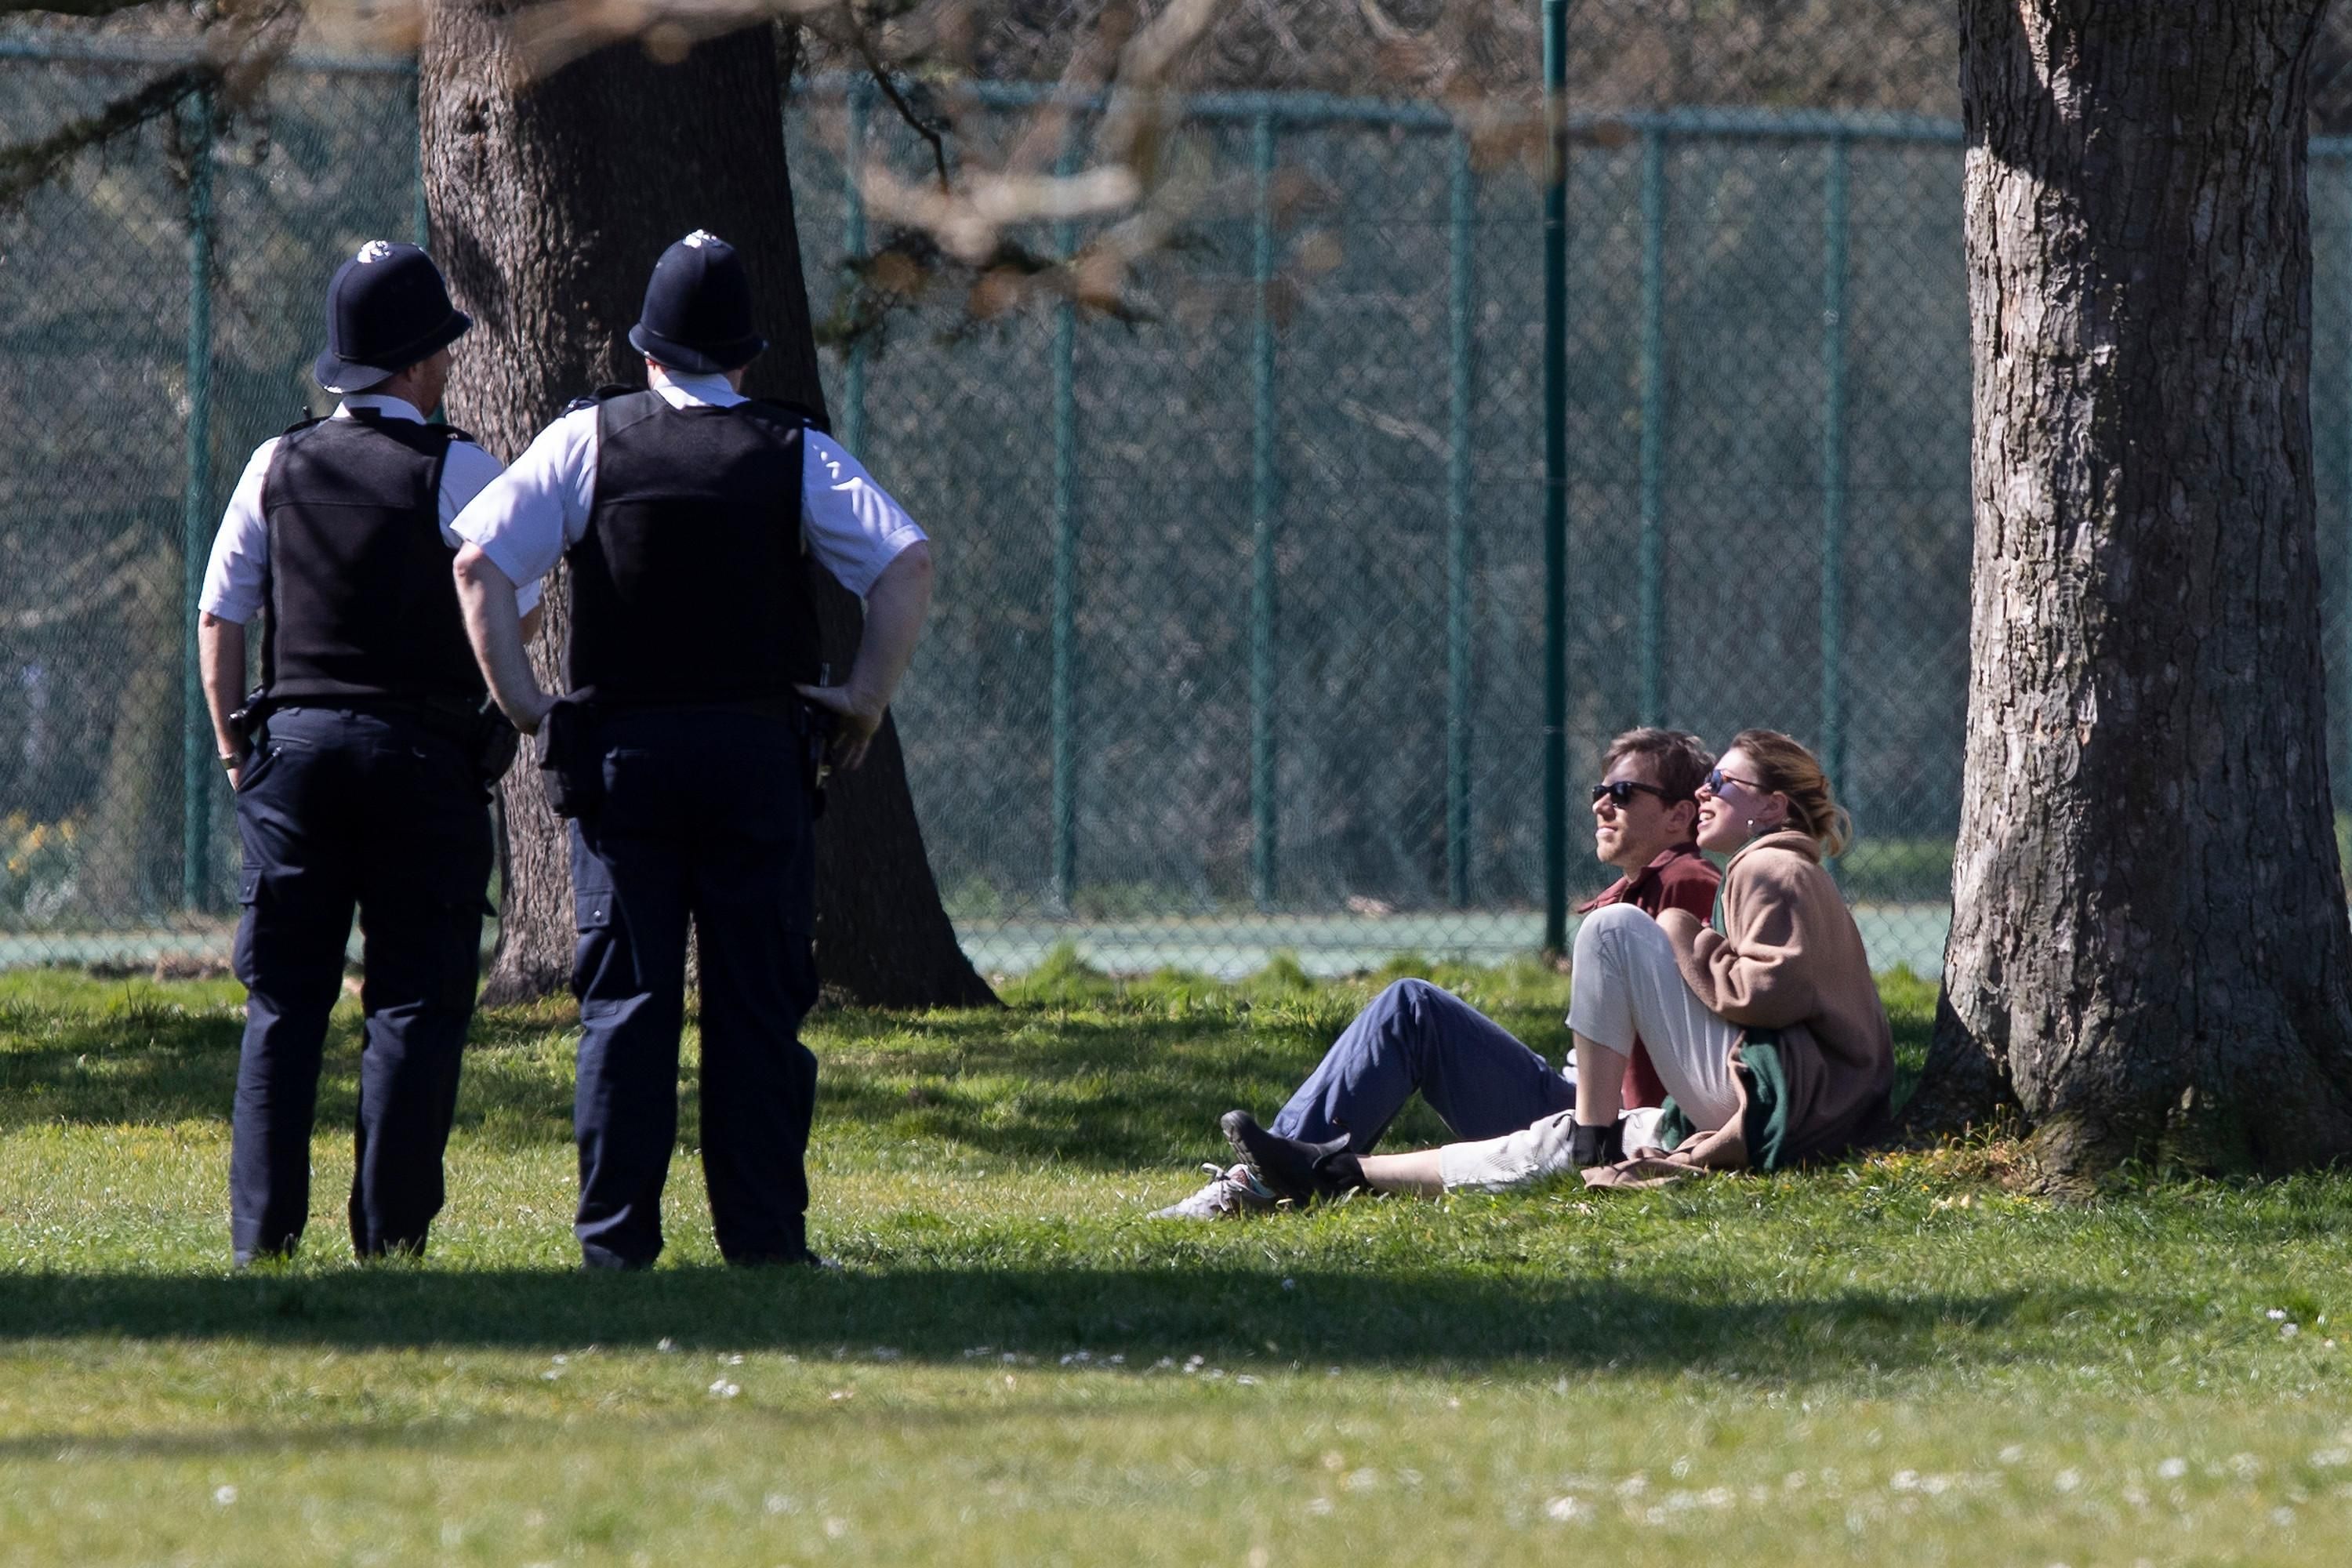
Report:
1225,729,1893,1203
1154,728,1719,1218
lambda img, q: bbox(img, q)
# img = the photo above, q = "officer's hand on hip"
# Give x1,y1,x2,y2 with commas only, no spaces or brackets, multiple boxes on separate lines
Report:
510,688,558,736
795,682,884,771
489,686,556,736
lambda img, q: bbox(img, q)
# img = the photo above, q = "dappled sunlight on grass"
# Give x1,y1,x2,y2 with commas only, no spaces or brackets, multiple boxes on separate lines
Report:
5,965,2352,1562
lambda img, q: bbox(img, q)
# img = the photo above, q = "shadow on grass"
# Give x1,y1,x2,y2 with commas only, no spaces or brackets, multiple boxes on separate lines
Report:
0,1003,1379,1168
0,981,1921,1169
0,1265,2060,1380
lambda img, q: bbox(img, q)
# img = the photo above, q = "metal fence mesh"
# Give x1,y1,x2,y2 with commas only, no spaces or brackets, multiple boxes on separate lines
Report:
822,96,1977,978
2,42,421,967
5,24,2350,980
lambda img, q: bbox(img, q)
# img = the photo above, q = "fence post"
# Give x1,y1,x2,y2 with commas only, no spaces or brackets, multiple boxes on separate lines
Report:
1446,132,1477,909
181,86,216,914
1819,132,1851,848
1541,0,1570,954
1636,124,1668,728
1049,138,1080,916
1249,111,1279,912
841,82,869,454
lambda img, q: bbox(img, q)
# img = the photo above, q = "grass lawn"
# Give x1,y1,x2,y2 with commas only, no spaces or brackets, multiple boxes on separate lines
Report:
3,956,2350,1565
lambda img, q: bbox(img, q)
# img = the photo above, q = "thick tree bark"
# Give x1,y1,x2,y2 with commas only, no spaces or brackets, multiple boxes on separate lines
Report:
1911,0,2352,1180
419,7,993,1008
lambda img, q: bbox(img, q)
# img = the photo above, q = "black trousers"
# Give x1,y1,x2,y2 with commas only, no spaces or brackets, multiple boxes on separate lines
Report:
229,705,494,1261
568,709,819,1269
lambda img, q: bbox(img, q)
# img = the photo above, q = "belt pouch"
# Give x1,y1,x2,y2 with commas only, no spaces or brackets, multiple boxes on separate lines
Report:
473,702,521,789
535,699,601,818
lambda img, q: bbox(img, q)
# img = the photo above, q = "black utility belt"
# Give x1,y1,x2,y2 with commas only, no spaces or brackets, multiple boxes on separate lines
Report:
270,695,483,739
253,695,520,790
537,695,836,822
586,696,813,728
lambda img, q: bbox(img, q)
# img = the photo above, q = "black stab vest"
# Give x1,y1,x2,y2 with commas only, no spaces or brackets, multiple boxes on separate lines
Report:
566,390,821,707
260,412,485,704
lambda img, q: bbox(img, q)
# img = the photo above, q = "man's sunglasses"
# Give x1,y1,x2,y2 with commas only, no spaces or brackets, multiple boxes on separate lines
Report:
1590,780,1680,808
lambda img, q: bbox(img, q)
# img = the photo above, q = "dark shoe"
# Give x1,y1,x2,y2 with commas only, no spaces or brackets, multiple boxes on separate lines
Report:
1221,1111,1366,1205
233,1240,298,1270
579,1250,656,1272
728,1250,841,1270
1570,1120,1623,1169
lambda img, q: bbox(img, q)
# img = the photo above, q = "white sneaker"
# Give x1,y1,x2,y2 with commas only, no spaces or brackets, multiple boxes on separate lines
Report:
1149,1163,1278,1219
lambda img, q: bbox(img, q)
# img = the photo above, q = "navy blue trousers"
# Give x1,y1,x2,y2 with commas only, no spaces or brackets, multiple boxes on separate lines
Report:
1270,979,1576,1152
230,706,493,1261
568,710,819,1269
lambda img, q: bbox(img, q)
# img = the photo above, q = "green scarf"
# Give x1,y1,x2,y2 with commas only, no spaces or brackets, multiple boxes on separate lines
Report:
1647,873,1796,1170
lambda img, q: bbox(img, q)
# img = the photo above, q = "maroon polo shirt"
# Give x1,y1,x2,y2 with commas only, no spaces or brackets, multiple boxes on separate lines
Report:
1577,843,1721,1108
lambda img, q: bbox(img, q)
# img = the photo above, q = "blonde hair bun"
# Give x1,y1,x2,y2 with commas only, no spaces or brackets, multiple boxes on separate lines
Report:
1728,728,1853,858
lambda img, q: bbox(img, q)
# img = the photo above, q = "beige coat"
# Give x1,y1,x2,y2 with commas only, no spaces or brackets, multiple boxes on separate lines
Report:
1588,829,1894,1185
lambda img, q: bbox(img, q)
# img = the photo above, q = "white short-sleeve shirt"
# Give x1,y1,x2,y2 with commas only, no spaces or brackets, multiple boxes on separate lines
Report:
448,369,927,601
199,394,535,623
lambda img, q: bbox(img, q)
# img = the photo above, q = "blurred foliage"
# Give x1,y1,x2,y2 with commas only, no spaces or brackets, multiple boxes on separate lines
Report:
1,813,82,922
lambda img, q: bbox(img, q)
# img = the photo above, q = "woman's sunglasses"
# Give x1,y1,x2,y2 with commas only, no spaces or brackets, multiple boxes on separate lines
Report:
1703,768,1765,796
1590,780,1677,808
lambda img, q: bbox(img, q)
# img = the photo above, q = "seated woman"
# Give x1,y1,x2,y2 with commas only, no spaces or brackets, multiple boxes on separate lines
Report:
1224,729,1893,1203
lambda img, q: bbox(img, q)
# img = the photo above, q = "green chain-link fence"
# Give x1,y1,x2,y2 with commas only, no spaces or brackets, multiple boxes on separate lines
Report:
1,34,421,970
9,26,2352,980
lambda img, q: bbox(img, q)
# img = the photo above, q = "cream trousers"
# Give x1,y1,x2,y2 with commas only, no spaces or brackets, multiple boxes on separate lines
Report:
1439,903,1743,1192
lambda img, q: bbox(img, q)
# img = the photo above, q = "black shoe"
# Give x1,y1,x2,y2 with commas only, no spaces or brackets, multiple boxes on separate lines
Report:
728,1250,842,1270
1221,1111,1365,1205
233,1243,297,1270
579,1251,656,1272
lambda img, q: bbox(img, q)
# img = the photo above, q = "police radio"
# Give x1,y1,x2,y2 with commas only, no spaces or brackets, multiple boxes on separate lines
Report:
803,663,837,820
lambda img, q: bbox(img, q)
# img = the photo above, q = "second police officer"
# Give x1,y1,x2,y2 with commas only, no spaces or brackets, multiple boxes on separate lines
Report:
452,230,935,1270
198,241,538,1265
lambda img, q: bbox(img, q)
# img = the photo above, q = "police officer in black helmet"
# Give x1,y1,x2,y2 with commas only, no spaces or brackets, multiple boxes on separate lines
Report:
452,230,935,1269
197,241,540,1265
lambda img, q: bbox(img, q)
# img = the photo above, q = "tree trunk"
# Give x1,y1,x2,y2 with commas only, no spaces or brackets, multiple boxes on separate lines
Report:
1911,0,2352,1181
82,546,179,920
419,8,993,1008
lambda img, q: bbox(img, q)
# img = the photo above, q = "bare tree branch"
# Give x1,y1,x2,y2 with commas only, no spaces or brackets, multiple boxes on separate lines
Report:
1092,0,1219,178
0,0,167,17
492,0,1235,347
860,157,1137,260
843,0,1225,307
505,0,958,189
2,0,1239,348
843,13,949,191
507,0,829,76
996,1,1128,177
0,61,213,209
1,0,302,211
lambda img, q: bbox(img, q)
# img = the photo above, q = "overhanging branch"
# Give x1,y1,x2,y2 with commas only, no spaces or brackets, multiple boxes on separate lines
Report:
0,61,215,211
0,3,300,212
0,0,166,16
